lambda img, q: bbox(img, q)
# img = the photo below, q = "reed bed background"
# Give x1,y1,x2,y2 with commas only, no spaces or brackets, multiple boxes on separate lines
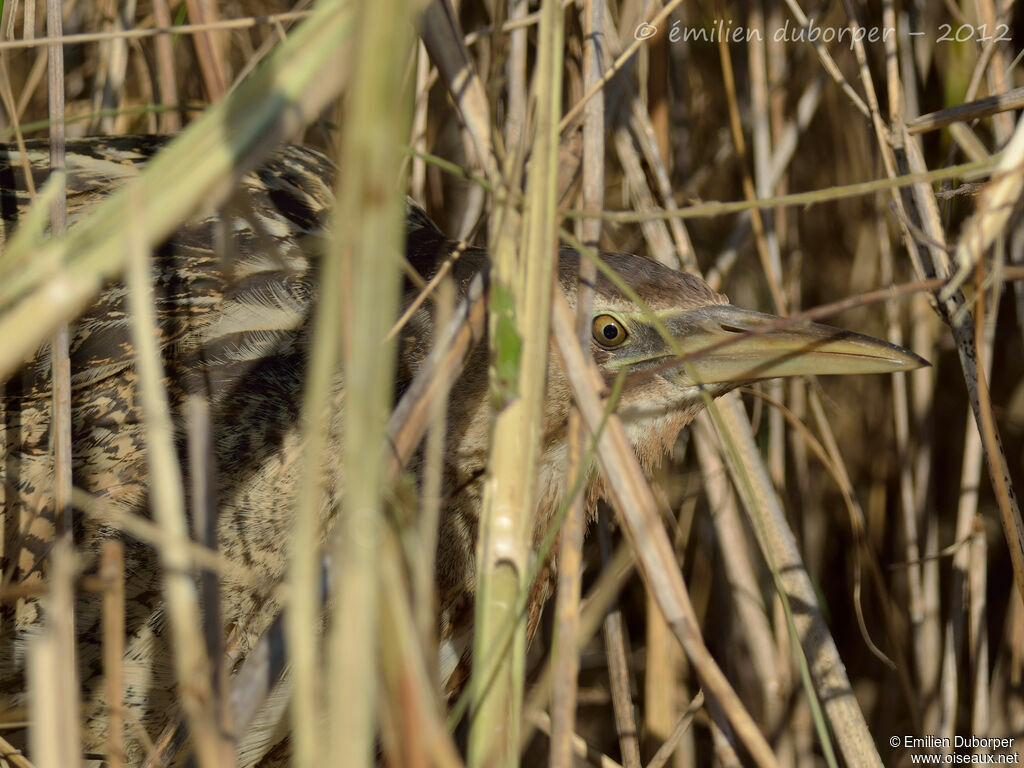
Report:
0,0,1023,766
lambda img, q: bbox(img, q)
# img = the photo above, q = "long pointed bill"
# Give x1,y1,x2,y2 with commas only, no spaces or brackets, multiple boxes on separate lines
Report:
665,304,929,385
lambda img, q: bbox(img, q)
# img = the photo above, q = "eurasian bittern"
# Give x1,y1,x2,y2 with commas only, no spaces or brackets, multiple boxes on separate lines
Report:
0,136,925,766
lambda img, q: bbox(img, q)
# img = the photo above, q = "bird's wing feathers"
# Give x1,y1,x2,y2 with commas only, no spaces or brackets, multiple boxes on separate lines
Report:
0,137,336,402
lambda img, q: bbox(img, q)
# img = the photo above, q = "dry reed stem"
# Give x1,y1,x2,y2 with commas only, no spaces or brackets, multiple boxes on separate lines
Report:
968,517,989,741
182,0,227,101
841,0,1024,621
718,31,785,315
100,542,126,768
693,416,781,723
550,0,606,763
87,0,133,135
598,510,642,768
523,544,637,750
378,526,464,768
706,394,873,766
646,690,705,768
416,275,455,657
879,215,939,728
550,291,779,768
469,0,562,762
907,87,1024,134
560,0,683,132
125,190,229,768
779,0,870,117
0,11,314,51
419,0,500,184
288,132,339,765
325,0,414,764
44,0,70,546
150,0,180,133
27,542,80,768
0,736,34,768
612,128,676,266
586,9,695,271
562,158,996,225
529,711,623,768
944,258,999,742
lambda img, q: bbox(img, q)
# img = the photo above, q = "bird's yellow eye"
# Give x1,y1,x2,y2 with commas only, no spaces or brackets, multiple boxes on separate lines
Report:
592,314,628,348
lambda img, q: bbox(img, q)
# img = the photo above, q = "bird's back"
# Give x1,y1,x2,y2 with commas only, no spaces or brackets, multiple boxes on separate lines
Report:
0,136,340,765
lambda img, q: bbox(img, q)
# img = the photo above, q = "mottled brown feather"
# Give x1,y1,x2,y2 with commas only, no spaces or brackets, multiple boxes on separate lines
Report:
0,136,734,767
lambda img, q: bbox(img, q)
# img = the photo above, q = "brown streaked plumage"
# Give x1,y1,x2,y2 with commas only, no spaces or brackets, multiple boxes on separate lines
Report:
0,136,926,766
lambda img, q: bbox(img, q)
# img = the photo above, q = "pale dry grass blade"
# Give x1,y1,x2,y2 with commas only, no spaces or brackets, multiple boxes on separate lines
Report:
100,542,126,768
469,0,563,762
325,0,415,765
968,518,989,739
907,87,1024,135
530,710,624,768
945,117,1024,296
27,542,80,768
598,509,641,768
378,526,464,768
415,275,455,656
183,0,228,101
44,0,71,561
693,416,782,726
419,0,500,183
706,394,872,767
551,1,605,765
151,0,181,134
879,217,935,726
125,191,230,768
524,544,637,752
645,690,704,768
0,12,314,52
0,736,34,768
550,2,606,762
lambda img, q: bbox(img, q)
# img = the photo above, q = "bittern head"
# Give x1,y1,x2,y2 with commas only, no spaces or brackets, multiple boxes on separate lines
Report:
413,208,929,694
553,251,927,464
410,219,927,484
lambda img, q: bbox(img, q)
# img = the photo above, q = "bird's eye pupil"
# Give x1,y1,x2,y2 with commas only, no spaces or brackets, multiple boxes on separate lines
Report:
592,314,627,347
